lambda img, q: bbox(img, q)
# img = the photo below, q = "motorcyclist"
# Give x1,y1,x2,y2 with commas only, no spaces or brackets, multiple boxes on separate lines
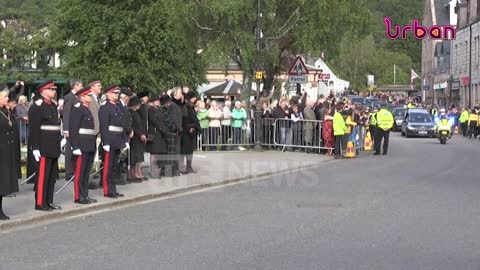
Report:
436,108,452,139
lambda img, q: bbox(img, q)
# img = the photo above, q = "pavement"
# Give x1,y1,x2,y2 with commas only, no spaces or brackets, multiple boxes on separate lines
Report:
2,133,480,269
1,151,329,232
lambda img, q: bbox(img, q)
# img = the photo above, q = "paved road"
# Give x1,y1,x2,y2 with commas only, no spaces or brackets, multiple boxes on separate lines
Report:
1,133,480,270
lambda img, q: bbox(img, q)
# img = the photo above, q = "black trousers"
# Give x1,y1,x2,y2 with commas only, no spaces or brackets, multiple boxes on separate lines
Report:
374,129,390,154
64,139,74,178
35,157,58,207
468,121,478,138
73,152,95,201
334,135,345,157
461,122,468,137
102,150,119,196
369,125,377,146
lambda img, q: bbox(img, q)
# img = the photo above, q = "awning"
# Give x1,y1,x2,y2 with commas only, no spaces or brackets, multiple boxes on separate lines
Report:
377,85,417,92
201,79,243,96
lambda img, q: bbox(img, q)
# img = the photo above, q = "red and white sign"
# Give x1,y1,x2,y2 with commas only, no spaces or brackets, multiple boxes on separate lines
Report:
319,73,330,80
288,56,309,75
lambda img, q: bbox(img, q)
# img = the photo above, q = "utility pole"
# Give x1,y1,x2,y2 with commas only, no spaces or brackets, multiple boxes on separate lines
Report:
253,0,263,151
393,64,396,85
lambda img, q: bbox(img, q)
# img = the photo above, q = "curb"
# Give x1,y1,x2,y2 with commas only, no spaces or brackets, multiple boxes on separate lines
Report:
0,160,328,232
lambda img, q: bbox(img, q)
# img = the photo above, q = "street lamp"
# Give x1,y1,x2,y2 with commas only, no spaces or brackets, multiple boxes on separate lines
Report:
253,0,263,151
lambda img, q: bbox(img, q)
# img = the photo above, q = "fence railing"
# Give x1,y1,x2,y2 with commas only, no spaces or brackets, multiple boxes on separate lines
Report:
17,118,29,146
195,119,374,152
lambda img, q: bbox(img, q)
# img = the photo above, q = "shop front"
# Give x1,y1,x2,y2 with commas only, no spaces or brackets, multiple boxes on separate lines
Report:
449,81,461,107
434,82,447,106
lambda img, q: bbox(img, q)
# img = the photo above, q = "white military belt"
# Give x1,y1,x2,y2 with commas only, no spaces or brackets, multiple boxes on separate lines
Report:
79,128,96,135
40,125,61,131
108,126,124,132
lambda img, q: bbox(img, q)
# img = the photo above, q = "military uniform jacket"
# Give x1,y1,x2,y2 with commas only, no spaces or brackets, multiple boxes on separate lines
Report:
28,98,61,158
99,101,127,150
69,103,97,153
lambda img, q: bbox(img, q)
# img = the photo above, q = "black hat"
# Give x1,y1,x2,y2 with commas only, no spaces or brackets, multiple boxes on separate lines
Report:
137,91,149,99
76,86,93,97
159,95,171,105
184,91,197,100
88,80,101,86
37,80,57,93
104,85,120,94
127,96,141,107
120,87,133,97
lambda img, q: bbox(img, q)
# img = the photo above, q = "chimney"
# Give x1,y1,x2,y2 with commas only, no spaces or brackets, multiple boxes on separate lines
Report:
456,0,469,28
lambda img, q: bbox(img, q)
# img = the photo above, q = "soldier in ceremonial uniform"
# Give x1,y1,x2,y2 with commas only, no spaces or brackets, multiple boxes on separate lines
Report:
28,81,62,211
99,85,125,198
69,86,98,204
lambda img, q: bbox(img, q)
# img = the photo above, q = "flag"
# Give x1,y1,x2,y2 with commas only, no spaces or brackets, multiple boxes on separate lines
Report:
411,69,419,83
410,69,419,90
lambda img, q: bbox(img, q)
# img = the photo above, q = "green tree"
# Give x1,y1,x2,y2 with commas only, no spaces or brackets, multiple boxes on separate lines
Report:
367,0,423,70
53,0,206,92
186,0,371,100
372,48,412,86
0,0,59,81
0,19,56,81
0,0,58,26
333,34,376,91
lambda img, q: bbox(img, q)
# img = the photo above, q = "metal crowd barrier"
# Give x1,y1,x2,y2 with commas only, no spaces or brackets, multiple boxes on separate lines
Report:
197,118,338,152
272,118,332,151
17,119,29,146
197,120,255,151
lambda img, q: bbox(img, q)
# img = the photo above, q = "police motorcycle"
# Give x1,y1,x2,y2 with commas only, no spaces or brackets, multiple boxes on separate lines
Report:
434,109,453,144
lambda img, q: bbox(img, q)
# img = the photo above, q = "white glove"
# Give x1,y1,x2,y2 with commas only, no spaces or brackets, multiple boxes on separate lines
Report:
103,145,110,152
33,150,41,162
72,149,82,156
60,138,67,149
124,142,130,150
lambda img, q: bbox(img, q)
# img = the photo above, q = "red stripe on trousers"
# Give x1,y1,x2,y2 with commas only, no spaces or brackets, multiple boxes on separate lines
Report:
74,156,83,201
102,151,110,196
36,157,46,206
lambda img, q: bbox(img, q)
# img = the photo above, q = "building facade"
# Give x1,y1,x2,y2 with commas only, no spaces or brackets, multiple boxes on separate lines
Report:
451,0,480,107
422,0,457,106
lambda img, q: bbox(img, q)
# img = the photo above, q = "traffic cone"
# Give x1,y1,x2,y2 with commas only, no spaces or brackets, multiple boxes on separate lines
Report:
364,131,373,151
344,140,356,158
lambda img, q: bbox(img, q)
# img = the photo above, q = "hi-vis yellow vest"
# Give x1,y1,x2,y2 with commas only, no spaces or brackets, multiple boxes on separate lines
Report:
376,109,394,130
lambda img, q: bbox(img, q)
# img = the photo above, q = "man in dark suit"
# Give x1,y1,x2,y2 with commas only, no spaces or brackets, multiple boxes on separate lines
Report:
87,80,102,189
62,79,83,181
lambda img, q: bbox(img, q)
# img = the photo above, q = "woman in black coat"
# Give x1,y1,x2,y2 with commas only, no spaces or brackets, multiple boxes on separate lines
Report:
146,96,176,178
180,92,201,174
0,90,20,220
127,96,147,182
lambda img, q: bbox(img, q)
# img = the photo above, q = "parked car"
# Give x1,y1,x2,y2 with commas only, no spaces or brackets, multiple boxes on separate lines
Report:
388,104,404,113
350,96,365,105
401,109,436,137
372,101,388,108
365,97,379,107
392,107,406,131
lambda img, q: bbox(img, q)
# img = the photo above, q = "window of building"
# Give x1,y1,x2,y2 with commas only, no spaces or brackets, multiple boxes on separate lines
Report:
455,44,458,72
477,37,480,66
466,41,469,72
477,0,480,19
